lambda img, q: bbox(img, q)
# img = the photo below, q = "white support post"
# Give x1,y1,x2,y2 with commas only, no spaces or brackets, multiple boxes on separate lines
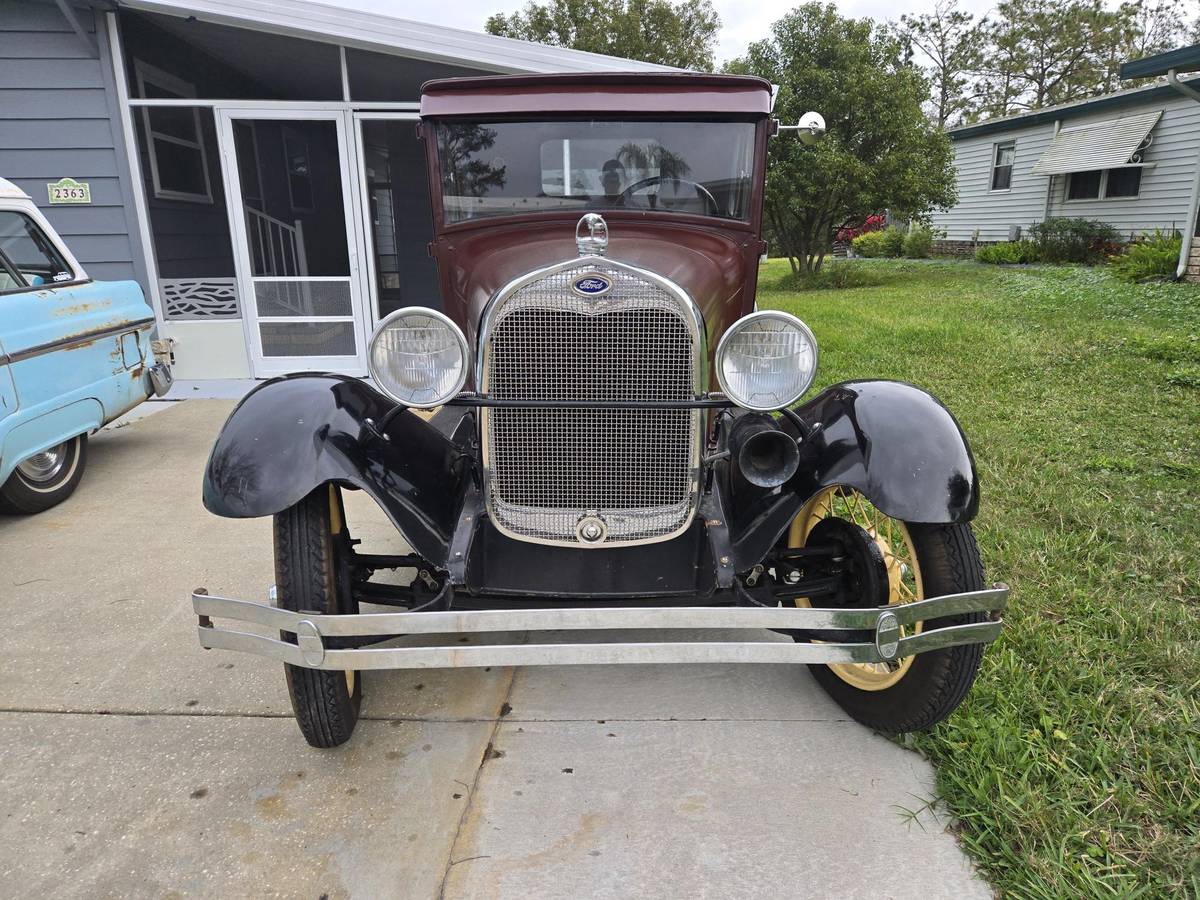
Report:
105,11,166,323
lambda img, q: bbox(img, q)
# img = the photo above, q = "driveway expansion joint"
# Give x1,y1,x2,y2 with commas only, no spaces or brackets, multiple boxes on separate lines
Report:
436,667,517,900
0,707,854,724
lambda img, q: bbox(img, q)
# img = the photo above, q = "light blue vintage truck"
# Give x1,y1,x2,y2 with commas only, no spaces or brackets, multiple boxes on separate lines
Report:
0,177,171,514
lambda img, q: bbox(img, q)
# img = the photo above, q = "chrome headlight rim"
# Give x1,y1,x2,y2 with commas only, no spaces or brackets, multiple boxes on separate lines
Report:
367,306,470,409
715,309,819,412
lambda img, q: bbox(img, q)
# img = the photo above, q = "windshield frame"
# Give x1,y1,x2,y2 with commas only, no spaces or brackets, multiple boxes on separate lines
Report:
423,115,769,236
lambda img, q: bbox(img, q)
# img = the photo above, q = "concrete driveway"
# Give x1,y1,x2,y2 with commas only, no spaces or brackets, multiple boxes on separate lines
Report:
0,401,991,899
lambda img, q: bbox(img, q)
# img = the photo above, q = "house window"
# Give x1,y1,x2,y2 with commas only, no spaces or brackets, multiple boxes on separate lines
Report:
1105,167,1142,198
1066,168,1142,201
990,142,1015,191
1067,169,1103,200
135,61,213,204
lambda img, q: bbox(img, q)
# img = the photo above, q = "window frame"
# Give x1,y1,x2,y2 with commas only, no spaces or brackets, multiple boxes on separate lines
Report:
989,141,1016,193
135,60,214,205
1063,166,1144,204
0,209,86,297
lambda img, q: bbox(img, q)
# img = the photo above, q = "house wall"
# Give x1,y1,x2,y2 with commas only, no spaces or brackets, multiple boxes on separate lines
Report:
1044,93,1200,237
0,2,143,286
932,92,1200,243
930,124,1055,242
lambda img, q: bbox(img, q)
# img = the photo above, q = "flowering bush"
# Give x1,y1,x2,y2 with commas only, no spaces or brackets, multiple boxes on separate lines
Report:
837,214,886,242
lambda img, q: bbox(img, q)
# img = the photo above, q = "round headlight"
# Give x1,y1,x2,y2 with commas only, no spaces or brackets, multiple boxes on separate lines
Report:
716,311,818,411
368,307,469,408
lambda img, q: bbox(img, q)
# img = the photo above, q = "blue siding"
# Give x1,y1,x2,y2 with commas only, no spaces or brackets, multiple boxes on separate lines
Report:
0,3,142,285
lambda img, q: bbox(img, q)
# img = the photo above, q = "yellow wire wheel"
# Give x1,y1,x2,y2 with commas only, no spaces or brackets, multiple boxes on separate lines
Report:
788,486,924,691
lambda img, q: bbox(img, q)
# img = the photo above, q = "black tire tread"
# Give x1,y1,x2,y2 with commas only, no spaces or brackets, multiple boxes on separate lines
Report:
808,521,987,734
274,487,360,748
0,434,87,515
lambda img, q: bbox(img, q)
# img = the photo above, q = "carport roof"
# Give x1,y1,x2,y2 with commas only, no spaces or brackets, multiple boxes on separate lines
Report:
111,0,677,74
1120,43,1200,80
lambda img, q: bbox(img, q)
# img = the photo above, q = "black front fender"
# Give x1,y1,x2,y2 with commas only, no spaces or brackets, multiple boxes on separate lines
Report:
727,380,979,573
202,374,470,566
792,379,979,523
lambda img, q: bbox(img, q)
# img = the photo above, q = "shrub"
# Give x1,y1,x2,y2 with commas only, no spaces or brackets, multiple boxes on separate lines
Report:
1109,231,1182,282
782,260,885,291
837,213,886,242
976,240,1040,265
1028,217,1122,264
881,226,907,258
903,225,934,259
851,230,888,258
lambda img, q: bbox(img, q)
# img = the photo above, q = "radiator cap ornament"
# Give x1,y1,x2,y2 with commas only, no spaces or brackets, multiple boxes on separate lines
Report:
576,213,608,256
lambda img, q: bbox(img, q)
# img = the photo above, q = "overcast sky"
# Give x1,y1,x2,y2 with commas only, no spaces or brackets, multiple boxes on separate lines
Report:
339,0,935,64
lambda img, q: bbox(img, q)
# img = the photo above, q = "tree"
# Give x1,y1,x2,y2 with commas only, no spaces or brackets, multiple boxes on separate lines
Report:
729,3,956,275
975,0,1138,117
1109,0,1191,88
1121,0,1189,60
485,0,720,71
897,0,987,128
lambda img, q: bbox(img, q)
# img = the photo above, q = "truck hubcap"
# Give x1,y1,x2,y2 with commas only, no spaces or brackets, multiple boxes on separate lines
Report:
17,443,67,484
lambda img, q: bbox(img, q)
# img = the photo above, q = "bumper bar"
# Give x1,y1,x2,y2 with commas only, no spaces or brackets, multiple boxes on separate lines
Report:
192,585,1008,670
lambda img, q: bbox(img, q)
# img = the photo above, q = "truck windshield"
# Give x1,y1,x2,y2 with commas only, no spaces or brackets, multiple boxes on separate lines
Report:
435,120,757,225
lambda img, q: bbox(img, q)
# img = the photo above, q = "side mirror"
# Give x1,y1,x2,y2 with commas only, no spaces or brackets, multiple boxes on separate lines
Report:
778,111,826,145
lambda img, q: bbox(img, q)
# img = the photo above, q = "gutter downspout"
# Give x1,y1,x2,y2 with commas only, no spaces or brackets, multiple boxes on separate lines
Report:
1167,70,1200,280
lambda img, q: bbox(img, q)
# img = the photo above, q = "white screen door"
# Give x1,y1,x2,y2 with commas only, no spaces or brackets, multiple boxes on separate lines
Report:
218,109,369,377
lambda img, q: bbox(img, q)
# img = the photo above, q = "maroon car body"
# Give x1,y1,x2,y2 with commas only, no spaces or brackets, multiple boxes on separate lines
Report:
421,73,772,381
195,73,1007,749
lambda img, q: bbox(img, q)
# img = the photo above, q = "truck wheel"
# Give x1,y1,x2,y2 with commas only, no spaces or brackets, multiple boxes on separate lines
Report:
274,484,362,748
788,487,987,733
0,435,87,515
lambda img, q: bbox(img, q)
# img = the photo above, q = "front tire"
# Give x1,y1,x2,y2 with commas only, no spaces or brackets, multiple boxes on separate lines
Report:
274,484,362,748
789,489,987,733
0,435,87,515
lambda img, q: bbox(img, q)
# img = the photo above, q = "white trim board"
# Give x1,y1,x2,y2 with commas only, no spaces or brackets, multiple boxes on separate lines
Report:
117,0,676,74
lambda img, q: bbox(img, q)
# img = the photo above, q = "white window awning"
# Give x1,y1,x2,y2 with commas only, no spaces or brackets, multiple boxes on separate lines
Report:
1031,110,1162,176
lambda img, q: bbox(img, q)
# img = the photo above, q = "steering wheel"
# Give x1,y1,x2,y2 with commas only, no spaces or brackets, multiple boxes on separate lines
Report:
620,175,721,216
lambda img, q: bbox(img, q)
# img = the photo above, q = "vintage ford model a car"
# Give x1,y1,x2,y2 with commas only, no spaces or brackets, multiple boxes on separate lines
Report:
194,73,1007,748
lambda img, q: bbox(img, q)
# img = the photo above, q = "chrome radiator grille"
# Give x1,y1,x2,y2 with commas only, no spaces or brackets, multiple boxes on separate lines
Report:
482,262,701,546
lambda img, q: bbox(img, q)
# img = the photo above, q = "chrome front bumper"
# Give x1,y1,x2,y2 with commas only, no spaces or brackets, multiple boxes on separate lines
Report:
192,585,1008,670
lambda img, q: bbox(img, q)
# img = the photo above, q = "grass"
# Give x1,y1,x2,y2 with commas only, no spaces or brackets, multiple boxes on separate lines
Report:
757,259,1200,898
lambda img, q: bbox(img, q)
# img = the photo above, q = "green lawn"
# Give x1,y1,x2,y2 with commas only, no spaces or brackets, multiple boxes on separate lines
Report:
758,259,1199,898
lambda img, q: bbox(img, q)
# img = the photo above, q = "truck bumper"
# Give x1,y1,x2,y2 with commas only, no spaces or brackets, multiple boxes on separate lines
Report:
192,584,1008,670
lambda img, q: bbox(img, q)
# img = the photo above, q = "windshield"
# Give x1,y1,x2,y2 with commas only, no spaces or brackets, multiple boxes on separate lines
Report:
436,120,757,225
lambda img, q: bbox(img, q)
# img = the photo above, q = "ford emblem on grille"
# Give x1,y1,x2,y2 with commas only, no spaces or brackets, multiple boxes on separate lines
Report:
572,273,612,298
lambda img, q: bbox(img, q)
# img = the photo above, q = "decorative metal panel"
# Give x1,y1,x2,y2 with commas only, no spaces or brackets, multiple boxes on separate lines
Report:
160,278,239,319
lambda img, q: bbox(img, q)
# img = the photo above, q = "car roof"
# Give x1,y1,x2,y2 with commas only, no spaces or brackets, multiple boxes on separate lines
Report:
0,178,31,201
420,72,774,118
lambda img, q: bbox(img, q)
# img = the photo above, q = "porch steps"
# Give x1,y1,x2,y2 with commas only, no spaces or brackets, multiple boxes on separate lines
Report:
1187,237,1200,283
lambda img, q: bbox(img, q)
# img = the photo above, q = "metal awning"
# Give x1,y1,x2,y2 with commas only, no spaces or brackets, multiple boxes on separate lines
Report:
1031,110,1162,175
